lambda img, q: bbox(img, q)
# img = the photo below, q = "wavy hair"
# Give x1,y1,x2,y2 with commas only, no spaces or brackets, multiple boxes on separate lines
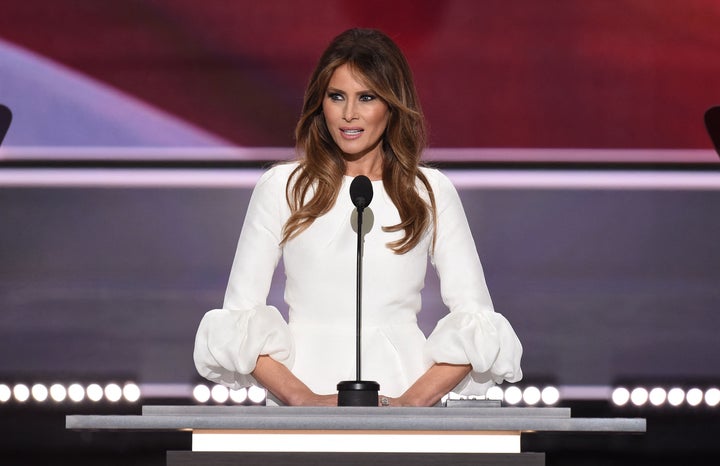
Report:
281,28,436,254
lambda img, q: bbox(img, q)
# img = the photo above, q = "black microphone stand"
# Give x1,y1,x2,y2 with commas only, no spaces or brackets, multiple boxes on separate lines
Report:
337,176,380,406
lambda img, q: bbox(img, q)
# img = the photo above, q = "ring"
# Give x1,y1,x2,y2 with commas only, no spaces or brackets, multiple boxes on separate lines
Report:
380,396,390,407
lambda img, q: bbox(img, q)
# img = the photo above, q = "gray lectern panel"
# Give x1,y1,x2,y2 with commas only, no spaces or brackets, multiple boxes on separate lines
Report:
66,405,645,433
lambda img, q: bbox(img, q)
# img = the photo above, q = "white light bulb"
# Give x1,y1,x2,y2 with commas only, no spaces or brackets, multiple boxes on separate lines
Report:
247,385,267,403
193,385,211,403
31,384,49,402
648,387,666,406
50,384,67,402
123,383,141,402
686,388,703,407
13,384,30,402
229,387,248,403
0,384,11,402
541,386,560,405
630,387,648,406
211,385,229,403
86,384,104,402
68,384,85,402
523,386,541,405
667,388,685,407
105,383,122,402
503,386,522,405
486,386,503,401
704,388,720,407
612,387,630,406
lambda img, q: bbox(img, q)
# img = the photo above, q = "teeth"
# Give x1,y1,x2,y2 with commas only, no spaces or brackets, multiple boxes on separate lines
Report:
343,129,362,134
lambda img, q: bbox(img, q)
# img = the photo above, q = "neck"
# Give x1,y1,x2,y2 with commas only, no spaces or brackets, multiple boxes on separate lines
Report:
344,147,384,181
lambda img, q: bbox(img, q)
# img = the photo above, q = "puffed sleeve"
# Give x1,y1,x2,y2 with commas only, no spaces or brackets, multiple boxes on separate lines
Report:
423,170,522,394
193,165,295,389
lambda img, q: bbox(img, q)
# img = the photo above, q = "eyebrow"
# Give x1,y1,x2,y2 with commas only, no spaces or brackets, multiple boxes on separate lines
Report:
326,87,375,95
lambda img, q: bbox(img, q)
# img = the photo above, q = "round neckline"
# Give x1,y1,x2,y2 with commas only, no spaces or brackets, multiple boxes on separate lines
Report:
343,175,383,183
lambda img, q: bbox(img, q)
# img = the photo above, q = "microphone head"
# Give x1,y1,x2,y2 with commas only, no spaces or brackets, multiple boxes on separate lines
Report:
349,175,374,210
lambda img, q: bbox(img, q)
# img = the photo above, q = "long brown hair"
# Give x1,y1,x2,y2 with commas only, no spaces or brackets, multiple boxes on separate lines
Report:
282,28,436,254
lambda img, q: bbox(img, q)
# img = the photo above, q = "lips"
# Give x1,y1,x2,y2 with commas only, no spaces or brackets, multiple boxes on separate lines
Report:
340,127,364,139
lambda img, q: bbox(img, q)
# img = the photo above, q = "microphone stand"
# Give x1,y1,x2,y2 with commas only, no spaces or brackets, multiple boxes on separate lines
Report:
337,176,380,406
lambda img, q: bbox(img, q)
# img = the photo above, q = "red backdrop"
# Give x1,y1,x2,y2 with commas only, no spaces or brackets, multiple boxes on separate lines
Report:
1,0,719,150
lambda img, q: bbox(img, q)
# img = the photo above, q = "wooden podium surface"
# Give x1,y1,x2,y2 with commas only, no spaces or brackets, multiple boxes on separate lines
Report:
66,405,645,466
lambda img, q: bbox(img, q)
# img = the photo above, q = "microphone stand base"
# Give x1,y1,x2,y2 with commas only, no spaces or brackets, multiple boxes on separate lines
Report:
337,380,380,406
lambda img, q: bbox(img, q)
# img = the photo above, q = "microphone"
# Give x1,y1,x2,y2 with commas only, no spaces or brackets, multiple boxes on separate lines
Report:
337,175,380,406
350,175,373,211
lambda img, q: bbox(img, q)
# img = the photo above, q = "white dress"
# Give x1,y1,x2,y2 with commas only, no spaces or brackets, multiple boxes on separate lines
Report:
193,162,522,399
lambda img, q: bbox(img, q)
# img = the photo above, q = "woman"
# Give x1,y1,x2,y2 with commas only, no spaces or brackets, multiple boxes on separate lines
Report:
193,28,522,407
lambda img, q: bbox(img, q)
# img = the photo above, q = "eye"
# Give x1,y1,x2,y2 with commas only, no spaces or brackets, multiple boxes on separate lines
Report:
359,94,376,102
327,92,344,102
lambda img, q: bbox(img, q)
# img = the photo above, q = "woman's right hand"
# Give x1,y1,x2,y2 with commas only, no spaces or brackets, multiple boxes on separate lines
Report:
253,355,339,406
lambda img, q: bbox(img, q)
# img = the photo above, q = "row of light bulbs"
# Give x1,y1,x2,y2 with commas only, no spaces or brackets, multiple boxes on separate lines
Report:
192,384,267,404
0,383,141,404
455,385,720,408
3,382,718,408
2,382,558,406
611,386,720,408
477,385,560,406
190,384,563,406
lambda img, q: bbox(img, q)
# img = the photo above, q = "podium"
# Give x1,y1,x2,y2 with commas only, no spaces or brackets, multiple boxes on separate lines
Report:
66,405,645,465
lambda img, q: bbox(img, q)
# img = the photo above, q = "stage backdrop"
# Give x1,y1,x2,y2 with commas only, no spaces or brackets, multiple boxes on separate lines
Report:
1,181,718,387
1,0,719,152
1,1,719,392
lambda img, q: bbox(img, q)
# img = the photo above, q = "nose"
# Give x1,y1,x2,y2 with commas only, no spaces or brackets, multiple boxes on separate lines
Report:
343,101,358,122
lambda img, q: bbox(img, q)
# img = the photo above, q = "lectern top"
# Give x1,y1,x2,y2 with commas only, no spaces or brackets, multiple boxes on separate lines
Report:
66,405,646,434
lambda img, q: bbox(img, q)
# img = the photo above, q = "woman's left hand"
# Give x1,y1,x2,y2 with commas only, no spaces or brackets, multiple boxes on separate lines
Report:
379,363,473,407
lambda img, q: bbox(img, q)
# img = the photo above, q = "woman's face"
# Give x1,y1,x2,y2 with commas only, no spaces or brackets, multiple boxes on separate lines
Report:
322,64,389,161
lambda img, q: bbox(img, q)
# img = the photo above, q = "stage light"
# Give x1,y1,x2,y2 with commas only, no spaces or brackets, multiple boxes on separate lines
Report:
667,387,685,406
485,386,503,401
0,384,10,402
68,383,85,402
211,385,229,403
612,387,630,406
104,383,122,402
247,385,267,404
49,383,67,402
86,384,104,402
541,386,560,405
686,388,703,407
229,387,248,404
13,384,30,402
123,383,141,402
630,387,648,406
503,386,522,405
31,384,49,402
648,387,666,406
705,388,720,407
193,384,211,403
522,386,541,405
